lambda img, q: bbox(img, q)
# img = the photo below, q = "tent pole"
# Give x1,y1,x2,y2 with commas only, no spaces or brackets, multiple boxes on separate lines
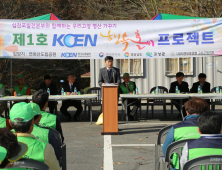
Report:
202,57,203,73
10,59,12,94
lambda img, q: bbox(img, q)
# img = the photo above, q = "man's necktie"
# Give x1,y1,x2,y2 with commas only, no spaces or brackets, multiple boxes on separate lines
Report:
70,84,73,92
126,83,130,91
108,70,111,80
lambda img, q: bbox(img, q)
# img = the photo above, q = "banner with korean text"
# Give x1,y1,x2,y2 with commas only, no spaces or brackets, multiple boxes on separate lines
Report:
0,19,222,59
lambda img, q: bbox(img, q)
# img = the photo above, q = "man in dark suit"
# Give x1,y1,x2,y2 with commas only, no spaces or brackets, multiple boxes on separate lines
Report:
119,73,140,121
60,74,83,121
98,56,121,86
190,73,210,93
169,72,189,118
39,75,57,114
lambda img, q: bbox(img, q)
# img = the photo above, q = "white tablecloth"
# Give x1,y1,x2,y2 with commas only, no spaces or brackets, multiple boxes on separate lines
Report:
120,93,222,100
0,94,98,102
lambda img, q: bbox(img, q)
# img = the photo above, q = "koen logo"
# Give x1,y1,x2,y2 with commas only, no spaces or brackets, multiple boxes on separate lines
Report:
61,53,77,58
53,34,98,48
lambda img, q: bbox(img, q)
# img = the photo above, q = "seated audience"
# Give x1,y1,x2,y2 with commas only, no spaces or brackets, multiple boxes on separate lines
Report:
190,73,210,93
169,72,189,118
0,128,28,169
0,83,7,116
12,75,31,96
162,97,209,170
119,73,140,120
39,75,58,114
9,102,61,170
180,111,222,168
12,102,62,161
32,89,64,142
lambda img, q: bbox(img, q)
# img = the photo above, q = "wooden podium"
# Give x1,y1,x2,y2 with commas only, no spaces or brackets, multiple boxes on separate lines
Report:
101,84,119,135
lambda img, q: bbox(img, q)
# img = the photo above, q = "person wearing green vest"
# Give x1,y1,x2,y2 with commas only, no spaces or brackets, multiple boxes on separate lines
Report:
0,128,28,169
0,117,13,130
29,102,62,161
12,75,31,96
9,102,61,170
162,97,209,170
32,89,64,142
0,83,7,115
119,73,141,121
180,111,222,169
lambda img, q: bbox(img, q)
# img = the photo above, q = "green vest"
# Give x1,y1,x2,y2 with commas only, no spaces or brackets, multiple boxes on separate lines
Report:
188,137,222,170
39,111,56,130
14,85,28,96
171,118,200,169
31,124,49,143
120,81,135,94
0,84,2,89
0,117,6,128
17,136,47,163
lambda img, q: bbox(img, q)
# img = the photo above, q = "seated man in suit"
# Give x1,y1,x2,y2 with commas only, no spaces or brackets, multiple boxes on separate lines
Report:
180,111,222,169
60,74,83,121
169,72,189,118
190,73,210,93
98,56,121,86
119,73,140,121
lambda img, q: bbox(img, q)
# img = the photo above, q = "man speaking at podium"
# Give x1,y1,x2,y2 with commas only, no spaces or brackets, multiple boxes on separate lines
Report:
98,56,121,86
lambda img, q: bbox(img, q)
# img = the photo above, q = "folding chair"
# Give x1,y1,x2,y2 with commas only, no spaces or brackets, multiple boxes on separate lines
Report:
164,139,197,170
84,87,102,123
149,86,168,118
42,127,66,170
12,158,49,170
211,86,222,111
155,125,172,170
183,155,222,170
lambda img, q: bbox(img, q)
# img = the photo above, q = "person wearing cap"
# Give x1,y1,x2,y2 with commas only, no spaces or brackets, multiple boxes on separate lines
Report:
29,102,62,161
119,73,141,121
0,83,7,115
12,75,31,96
32,89,64,142
9,102,61,170
0,128,28,169
39,75,58,114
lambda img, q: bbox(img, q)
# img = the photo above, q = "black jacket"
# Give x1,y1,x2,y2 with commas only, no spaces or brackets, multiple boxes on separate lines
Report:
62,82,80,92
39,83,57,95
190,81,210,93
169,81,189,93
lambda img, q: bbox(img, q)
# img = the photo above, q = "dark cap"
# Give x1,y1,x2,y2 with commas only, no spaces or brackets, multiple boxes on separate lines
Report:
44,75,51,80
